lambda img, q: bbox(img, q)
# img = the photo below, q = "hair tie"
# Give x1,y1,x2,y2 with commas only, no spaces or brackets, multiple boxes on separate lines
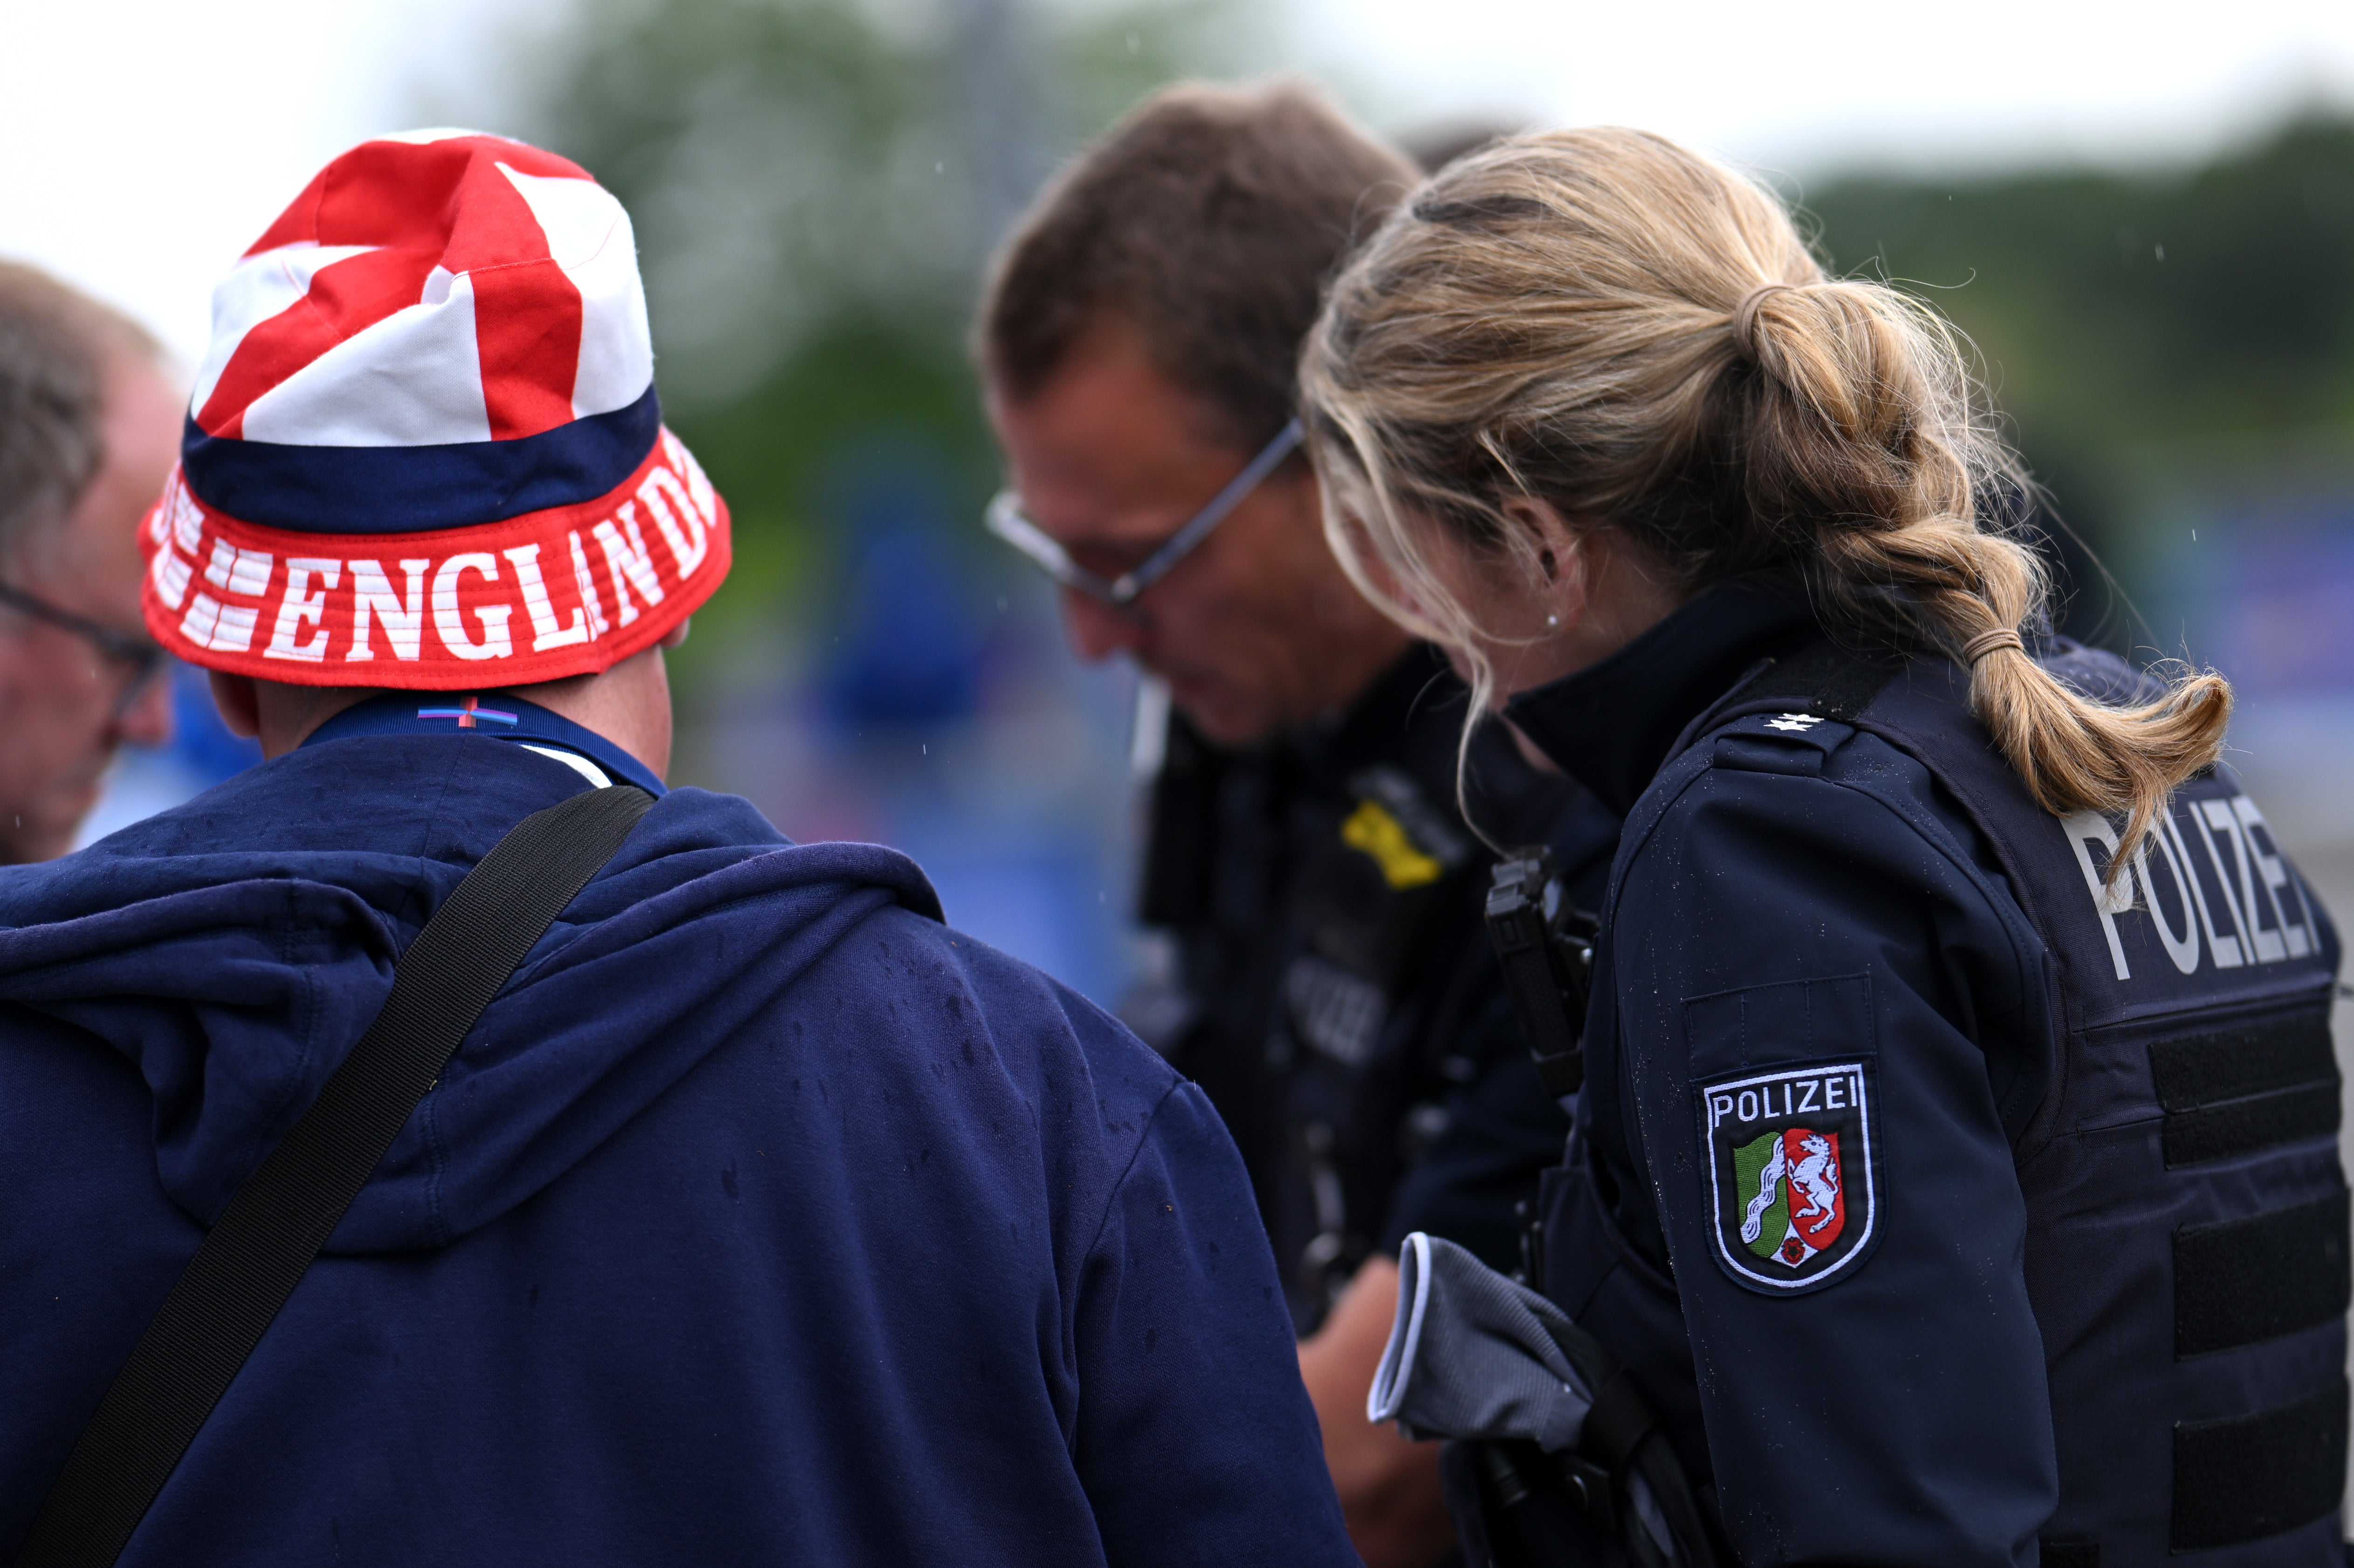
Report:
1730,282,1798,361
1962,628,2024,665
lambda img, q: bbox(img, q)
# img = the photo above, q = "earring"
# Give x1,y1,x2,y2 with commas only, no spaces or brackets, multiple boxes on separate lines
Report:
1545,613,1560,628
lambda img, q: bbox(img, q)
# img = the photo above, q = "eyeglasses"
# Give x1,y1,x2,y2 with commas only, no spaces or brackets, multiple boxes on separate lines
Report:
984,418,1303,609
0,580,169,716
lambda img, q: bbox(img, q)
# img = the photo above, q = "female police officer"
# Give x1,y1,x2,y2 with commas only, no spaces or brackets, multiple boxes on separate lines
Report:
1297,128,2347,1566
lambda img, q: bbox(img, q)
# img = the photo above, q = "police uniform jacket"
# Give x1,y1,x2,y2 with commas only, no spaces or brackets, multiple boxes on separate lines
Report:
1507,574,2346,1567
1135,645,1621,1332
0,709,1356,1567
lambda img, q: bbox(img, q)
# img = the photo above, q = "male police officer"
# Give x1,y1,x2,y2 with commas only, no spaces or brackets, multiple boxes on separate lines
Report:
0,130,1355,1568
0,261,178,863
978,82,1620,1566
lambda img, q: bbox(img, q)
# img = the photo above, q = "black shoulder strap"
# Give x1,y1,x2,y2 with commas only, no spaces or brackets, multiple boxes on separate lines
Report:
1675,634,1904,760
14,782,656,1568
1724,634,1902,725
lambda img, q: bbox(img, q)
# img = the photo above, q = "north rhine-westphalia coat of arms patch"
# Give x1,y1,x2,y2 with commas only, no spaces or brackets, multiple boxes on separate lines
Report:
1697,1061,1879,1293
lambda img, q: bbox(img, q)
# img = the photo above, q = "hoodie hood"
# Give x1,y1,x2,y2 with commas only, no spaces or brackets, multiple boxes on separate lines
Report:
0,735,940,1254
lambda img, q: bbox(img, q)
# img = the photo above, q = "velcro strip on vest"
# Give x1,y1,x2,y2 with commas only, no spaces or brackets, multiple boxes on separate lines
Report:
2174,1188,2351,1357
2148,1011,2340,1169
2170,1376,2349,1552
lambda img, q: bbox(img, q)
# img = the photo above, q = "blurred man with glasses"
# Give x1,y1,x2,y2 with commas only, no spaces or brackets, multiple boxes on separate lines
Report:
978,82,1622,1568
0,261,178,863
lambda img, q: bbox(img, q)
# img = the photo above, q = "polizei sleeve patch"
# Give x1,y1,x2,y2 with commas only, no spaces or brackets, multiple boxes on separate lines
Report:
1698,1060,1881,1294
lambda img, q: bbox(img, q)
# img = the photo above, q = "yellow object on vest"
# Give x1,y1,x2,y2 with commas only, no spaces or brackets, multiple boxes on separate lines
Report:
1341,799,1444,890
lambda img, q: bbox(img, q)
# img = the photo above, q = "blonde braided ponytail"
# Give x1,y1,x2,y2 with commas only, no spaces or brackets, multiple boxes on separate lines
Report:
1300,127,2228,878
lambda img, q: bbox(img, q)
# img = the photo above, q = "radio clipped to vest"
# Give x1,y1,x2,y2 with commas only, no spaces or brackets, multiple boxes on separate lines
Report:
1486,849,1599,1100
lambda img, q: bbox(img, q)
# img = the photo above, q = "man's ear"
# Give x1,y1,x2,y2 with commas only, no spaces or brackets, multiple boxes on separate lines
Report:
209,670,261,740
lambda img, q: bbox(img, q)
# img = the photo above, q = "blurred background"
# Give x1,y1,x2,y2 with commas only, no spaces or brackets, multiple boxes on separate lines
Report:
6,0,2352,1022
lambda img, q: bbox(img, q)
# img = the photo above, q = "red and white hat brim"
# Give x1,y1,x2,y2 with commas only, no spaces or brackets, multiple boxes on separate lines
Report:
140,426,728,688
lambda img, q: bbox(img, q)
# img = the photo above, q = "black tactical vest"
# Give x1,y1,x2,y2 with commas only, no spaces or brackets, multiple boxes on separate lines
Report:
1688,642,2347,1562
1131,648,1604,1333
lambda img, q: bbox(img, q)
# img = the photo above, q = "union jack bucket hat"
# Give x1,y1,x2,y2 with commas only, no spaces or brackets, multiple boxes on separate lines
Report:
139,129,728,688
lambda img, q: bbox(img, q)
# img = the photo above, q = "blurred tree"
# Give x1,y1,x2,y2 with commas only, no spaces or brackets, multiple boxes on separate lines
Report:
1801,116,2354,640
457,0,1252,701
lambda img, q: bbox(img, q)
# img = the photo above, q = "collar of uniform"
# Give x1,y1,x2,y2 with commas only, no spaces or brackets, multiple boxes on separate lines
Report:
1285,642,1462,774
301,692,668,797
1503,569,1819,817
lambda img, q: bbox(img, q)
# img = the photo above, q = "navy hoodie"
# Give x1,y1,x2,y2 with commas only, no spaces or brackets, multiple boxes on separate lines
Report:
0,728,1356,1566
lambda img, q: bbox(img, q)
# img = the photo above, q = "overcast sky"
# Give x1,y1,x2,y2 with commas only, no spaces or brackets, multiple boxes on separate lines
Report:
7,0,2352,363
1302,0,2354,175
